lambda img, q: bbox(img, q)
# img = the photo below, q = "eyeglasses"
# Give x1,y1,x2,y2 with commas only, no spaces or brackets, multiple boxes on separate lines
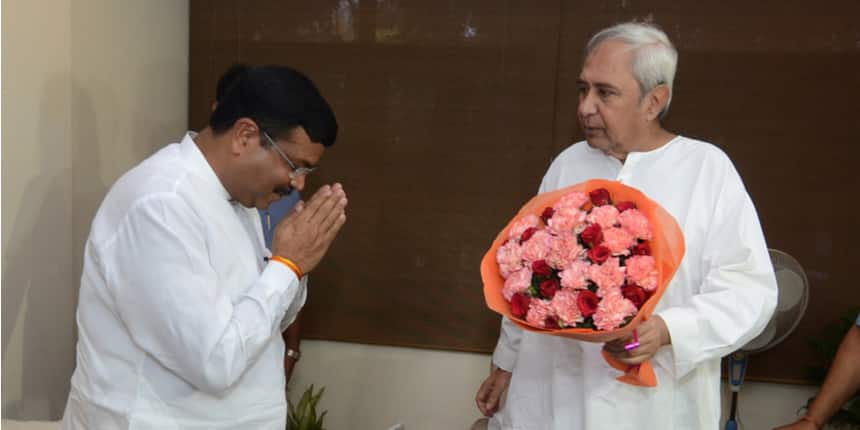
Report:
260,130,317,179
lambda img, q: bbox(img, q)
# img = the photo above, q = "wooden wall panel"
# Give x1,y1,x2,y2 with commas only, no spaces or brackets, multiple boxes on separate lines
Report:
190,0,860,383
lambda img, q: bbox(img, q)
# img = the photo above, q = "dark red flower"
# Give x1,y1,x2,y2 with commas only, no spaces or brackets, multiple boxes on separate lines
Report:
531,260,553,278
539,279,560,299
631,242,651,256
520,227,538,242
589,188,612,206
644,288,655,301
587,245,611,264
541,207,555,224
511,292,531,319
615,201,637,212
580,224,604,247
621,284,648,308
577,290,600,317
544,317,560,329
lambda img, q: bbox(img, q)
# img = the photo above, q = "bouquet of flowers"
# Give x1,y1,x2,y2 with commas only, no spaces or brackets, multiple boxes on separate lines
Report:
481,179,685,386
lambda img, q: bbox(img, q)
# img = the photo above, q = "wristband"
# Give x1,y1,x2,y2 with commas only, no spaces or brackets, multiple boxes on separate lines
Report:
271,255,304,279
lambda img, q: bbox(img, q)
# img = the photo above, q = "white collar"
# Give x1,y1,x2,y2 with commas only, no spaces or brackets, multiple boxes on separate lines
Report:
179,131,232,201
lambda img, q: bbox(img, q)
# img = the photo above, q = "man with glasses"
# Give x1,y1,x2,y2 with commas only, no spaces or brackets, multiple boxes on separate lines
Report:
259,131,308,385
214,64,307,388
62,65,346,429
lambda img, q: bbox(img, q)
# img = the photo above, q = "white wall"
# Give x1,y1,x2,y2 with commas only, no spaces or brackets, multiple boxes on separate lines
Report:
291,340,818,430
1,0,189,420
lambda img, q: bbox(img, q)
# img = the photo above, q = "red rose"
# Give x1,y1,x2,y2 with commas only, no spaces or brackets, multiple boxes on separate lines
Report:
544,317,560,329
587,245,611,264
511,292,531,318
532,260,553,278
541,206,555,224
631,242,651,256
539,279,560,299
577,290,600,317
621,284,648,308
580,223,604,247
644,288,655,301
520,227,538,242
615,201,637,212
589,188,611,206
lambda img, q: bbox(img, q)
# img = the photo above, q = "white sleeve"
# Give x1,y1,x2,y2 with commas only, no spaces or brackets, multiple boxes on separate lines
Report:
103,194,306,395
280,276,307,332
492,317,523,371
656,163,777,378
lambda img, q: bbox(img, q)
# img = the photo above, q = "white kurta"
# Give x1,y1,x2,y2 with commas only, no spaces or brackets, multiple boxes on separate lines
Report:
490,136,777,430
62,132,306,429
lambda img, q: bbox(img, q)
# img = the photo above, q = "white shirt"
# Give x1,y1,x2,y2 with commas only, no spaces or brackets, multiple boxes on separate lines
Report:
62,132,306,429
490,136,777,430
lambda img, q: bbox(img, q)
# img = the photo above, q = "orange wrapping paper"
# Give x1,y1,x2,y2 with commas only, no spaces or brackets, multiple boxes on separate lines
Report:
481,179,685,387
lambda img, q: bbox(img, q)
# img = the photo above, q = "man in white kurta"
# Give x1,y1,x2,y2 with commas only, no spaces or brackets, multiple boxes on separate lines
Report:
478,23,777,429
62,65,347,429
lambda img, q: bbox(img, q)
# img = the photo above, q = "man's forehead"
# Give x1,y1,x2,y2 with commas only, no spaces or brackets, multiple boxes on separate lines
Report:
579,39,635,83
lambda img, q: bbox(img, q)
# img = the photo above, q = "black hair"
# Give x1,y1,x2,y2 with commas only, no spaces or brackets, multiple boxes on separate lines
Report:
215,63,250,103
210,64,338,147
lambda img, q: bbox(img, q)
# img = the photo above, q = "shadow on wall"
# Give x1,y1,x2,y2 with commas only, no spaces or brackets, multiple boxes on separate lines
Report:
71,58,189,285
1,74,107,420
70,77,114,294
130,60,186,160
2,51,190,419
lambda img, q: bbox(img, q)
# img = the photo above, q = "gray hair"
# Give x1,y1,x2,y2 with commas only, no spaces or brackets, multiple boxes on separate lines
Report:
586,22,678,118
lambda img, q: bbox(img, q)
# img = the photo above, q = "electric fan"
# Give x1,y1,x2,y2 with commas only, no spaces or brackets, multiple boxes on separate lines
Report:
725,249,810,430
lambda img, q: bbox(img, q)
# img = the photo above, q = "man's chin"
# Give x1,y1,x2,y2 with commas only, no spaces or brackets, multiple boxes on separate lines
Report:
256,193,285,210
252,197,274,210
585,138,609,152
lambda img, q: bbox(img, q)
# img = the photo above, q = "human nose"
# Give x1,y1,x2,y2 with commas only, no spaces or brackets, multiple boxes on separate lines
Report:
578,89,597,118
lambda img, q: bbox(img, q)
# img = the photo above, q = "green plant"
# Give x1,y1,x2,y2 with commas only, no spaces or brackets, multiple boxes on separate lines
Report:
803,309,860,429
288,384,327,430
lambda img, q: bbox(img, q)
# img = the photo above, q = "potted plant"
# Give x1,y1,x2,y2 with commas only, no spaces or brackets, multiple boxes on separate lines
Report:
288,385,328,430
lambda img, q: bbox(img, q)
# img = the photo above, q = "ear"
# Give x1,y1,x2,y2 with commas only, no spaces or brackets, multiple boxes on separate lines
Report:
229,118,260,155
644,84,670,121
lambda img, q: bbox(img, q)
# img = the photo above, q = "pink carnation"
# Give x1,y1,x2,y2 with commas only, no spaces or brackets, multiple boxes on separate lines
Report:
586,205,620,229
559,260,591,290
618,209,652,241
625,255,658,291
588,257,625,296
546,232,584,269
521,229,554,263
551,289,583,327
547,206,587,235
593,290,638,330
555,191,589,211
496,240,524,278
502,268,533,301
525,299,555,328
602,227,636,256
508,214,542,240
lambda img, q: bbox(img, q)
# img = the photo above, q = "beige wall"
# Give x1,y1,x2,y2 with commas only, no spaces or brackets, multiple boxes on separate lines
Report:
2,0,188,419
291,340,818,430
